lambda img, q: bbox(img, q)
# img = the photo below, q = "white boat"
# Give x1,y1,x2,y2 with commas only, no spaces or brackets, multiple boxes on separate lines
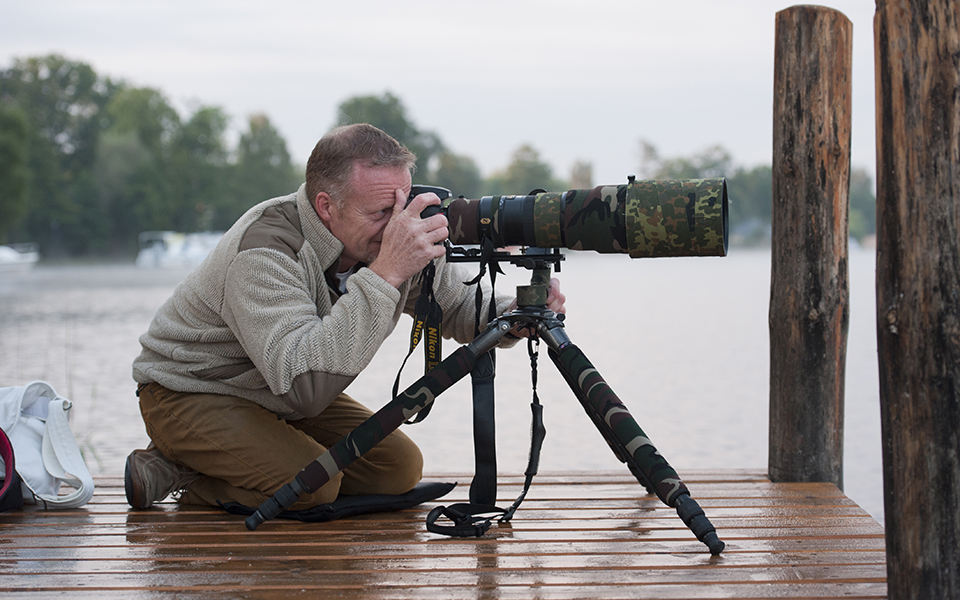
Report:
135,231,223,269
0,243,40,274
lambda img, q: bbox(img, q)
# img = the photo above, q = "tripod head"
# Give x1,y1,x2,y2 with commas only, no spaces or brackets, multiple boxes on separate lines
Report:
510,247,562,310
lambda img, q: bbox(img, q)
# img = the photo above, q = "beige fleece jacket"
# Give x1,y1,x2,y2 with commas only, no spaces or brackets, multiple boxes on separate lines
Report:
133,185,512,420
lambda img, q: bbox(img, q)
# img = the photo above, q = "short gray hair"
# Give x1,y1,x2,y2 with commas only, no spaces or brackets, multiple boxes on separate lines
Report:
305,124,417,208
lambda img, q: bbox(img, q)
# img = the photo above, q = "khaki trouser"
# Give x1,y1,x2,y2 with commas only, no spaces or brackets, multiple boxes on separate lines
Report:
137,382,423,510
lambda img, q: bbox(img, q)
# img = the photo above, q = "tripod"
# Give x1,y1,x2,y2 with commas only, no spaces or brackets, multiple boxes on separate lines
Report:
245,252,725,555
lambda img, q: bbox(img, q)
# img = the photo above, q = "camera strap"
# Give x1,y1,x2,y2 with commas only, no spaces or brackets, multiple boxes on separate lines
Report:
503,336,546,520
425,334,546,536
463,238,502,507
393,261,443,424
425,239,546,537
393,240,544,537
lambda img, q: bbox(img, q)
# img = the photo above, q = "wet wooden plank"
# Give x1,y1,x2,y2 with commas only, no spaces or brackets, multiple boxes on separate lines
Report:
0,471,887,599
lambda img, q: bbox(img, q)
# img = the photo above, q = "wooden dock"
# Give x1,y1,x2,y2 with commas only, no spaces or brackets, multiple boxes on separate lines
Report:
0,471,886,598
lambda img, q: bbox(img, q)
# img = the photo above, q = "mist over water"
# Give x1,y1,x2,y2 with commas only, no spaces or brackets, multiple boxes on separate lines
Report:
0,247,884,523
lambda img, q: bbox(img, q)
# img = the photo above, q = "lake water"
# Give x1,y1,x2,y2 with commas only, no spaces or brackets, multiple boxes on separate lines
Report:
0,247,884,523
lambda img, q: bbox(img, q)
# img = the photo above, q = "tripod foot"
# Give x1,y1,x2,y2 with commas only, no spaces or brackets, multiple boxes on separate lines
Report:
675,493,725,555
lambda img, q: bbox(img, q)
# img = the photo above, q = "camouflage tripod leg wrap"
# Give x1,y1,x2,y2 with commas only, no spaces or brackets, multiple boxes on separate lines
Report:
548,341,725,554
549,343,688,506
245,346,479,530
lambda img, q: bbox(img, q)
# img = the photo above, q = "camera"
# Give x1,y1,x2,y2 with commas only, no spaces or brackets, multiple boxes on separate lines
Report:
408,177,728,258
407,185,453,221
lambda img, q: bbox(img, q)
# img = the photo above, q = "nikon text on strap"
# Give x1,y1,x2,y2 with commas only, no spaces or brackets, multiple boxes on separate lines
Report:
392,262,443,424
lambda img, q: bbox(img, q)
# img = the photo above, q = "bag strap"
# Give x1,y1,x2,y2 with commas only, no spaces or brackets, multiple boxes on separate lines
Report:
30,398,95,509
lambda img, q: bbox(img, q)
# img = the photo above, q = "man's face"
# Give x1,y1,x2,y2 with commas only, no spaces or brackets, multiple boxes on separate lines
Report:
318,164,411,270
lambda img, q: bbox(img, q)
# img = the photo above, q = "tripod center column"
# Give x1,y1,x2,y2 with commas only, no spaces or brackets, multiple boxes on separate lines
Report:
516,265,552,308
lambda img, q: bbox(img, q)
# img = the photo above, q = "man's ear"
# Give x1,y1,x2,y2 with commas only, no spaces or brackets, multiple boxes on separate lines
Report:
314,192,335,225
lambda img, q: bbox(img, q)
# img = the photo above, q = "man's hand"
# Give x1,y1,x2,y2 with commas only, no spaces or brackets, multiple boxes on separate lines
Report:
369,189,449,288
542,278,566,315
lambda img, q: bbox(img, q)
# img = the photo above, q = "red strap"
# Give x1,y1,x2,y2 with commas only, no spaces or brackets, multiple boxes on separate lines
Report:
0,427,23,511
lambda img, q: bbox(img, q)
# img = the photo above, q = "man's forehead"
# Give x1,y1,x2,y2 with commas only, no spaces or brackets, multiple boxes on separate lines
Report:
349,163,412,192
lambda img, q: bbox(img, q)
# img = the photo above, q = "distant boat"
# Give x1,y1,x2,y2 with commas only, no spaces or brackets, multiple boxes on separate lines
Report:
135,231,223,269
0,243,40,274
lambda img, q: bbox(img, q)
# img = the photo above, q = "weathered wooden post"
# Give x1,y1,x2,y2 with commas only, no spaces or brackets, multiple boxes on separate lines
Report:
769,5,851,489
874,1,960,597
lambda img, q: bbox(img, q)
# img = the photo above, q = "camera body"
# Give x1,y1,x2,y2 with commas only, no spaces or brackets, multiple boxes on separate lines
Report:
407,185,453,220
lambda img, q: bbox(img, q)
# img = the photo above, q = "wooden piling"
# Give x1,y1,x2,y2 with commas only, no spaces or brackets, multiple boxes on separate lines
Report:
769,6,852,489
874,1,960,597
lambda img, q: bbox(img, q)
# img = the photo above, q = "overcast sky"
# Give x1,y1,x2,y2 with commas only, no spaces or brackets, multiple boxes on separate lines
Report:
2,0,879,187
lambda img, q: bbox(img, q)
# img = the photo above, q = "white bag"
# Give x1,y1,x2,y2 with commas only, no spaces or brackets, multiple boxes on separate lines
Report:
0,380,95,508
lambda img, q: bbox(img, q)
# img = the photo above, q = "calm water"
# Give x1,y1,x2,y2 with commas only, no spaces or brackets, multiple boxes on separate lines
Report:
0,247,884,523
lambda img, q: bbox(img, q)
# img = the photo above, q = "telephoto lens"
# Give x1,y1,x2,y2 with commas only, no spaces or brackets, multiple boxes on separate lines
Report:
442,177,728,258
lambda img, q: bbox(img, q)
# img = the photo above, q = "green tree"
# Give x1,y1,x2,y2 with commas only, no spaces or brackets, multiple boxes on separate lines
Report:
92,130,165,254
167,105,230,231
848,168,876,242
0,104,29,242
0,55,122,254
640,140,733,179
726,164,773,239
641,140,770,243
433,151,483,198
224,113,301,227
485,144,566,195
104,87,180,156
93,87,181,253
639,140,877,244
336,92,444,180
1,53,325,257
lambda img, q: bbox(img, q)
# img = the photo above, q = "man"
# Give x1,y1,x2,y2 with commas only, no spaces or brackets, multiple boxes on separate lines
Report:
125,124,564,511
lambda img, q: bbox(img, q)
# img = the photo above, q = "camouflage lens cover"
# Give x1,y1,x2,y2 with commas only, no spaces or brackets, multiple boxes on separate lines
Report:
443,177,728,258
625,178,728,258
558,186,628,253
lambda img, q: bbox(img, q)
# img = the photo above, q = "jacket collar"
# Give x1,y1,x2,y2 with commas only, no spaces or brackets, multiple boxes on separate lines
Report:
295,183,344,274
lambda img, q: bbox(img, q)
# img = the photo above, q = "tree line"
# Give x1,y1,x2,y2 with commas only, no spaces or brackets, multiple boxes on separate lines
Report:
638,142,877,244
0,55,302,257
0,54,876,258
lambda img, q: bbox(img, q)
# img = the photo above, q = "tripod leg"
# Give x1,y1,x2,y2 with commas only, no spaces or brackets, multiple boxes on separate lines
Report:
545,339,725,555
554,356,658,496
245,346,479,530
244,318,514,531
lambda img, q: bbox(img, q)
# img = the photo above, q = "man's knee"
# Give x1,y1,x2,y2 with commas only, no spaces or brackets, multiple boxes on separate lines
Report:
288,472,344,508
340,430,423,496
389,433,423,493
